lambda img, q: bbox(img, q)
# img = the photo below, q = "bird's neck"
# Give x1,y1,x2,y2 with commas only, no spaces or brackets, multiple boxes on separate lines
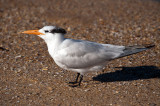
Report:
45,33,64,56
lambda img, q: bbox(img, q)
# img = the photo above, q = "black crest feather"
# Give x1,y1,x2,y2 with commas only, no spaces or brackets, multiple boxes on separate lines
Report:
51,27,67,34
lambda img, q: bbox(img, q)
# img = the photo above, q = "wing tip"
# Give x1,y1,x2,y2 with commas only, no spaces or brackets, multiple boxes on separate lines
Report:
144,44,155,49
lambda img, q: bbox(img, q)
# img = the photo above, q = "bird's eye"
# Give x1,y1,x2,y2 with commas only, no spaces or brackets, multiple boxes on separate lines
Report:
44,30,49,33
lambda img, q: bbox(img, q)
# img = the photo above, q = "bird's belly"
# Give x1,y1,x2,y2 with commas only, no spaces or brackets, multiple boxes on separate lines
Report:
69,64,106,74
54,58,107,74
54,60,69,70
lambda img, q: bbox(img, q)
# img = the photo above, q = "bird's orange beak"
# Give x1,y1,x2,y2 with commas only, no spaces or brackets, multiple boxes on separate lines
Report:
22,30,44,35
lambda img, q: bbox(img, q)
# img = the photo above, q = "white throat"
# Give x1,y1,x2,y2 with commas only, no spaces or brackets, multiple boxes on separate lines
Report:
39,33,65,57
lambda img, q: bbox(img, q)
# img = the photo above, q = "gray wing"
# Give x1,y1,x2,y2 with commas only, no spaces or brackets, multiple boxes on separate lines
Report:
54,39,125,69
117,44,155,58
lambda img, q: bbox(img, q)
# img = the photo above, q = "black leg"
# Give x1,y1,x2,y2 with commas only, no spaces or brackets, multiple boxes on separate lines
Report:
78,75,83,86
69,73,80,84
75,73,80,83
69,74,83,87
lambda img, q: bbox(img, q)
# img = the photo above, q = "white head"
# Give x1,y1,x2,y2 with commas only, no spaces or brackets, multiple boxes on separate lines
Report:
22,26,66,41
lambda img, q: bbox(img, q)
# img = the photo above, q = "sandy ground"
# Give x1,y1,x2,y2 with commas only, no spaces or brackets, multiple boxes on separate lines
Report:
0,0,160,105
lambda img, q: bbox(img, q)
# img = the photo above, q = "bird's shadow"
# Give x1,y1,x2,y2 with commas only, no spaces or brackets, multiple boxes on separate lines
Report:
93,66,160,82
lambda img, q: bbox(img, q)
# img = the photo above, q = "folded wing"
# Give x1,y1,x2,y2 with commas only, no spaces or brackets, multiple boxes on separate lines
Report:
54,39,125,69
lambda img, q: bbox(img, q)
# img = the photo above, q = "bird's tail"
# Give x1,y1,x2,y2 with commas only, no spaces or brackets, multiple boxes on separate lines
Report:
118,44,155,58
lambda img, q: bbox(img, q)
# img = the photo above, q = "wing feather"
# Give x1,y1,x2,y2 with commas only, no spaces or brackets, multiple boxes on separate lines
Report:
54,39,125,69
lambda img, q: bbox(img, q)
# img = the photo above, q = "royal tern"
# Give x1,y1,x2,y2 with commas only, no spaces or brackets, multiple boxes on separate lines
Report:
22,26,154,87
